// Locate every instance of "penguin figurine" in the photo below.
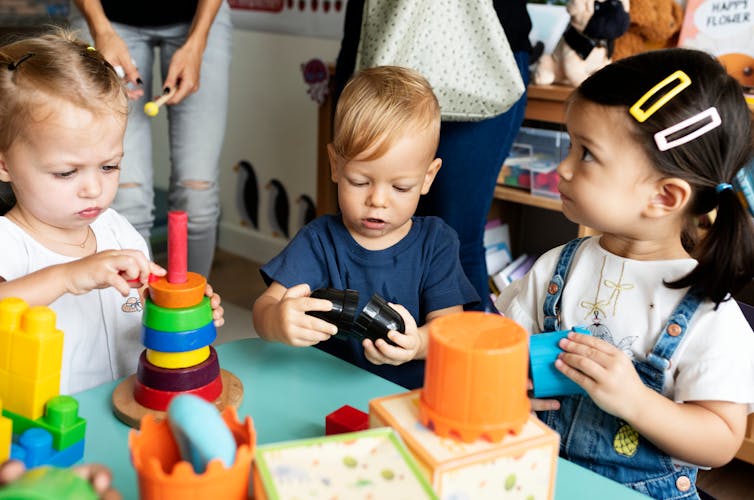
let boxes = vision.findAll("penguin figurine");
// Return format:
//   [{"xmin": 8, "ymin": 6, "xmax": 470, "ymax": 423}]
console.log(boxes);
[
  {"xmin": 296, "ymin": 194, "xmax": 317, "ymax": 230},
  {"xmin": 233, "ymin": 160, "xmax": 259, "ymax": 230},
  {"xmin": 266, "ymin": 179, "xmax": 290, "ymax": 239}
]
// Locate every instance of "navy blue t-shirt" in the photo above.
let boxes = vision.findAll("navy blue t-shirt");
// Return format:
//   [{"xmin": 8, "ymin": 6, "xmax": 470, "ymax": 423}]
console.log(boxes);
[{"xmin": 261, "ymin": 214, "xmax": 479, "ymax": 389}]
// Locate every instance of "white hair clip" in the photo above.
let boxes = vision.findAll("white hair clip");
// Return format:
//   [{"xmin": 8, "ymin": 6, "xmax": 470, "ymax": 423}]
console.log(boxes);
[{"xmin": 653, "ymin": 107, "xmax": 722, "ymax": 152}]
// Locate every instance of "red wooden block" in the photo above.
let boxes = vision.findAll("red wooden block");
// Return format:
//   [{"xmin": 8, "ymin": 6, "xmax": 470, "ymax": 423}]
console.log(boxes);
[{"xmin": 325, "ymin": 405, "xmax": 369, "ymax": 436}]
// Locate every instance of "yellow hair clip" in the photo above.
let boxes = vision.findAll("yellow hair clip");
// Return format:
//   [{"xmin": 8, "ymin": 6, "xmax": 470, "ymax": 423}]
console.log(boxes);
[
  {"xmin": 86, "ymin": 46, "xmax": 96, "ymax": 52},
  {"xmin": 629, "ymin": 70, "xmax": 691, "ymax": 123}
]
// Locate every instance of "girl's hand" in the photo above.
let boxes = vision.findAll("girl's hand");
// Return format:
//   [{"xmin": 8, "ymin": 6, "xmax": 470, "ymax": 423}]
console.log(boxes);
[
  {"xmin": 204, "ymin": 283, "xmax": 224, "ymax": 327},
  {"xmin": 362, "ymin": 303, "xmax": 420, "ymax": 365},
  {"xmin": 65, "ymin": 250, "xmax": 165, "ymax": 297},
  {"xmin": 555, "ymin": 331, "xmax": 644, "ymax": 419}
]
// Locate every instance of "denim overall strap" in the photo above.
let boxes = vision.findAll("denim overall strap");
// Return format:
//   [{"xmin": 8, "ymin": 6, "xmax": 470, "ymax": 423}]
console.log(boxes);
[
  {"xmin": 635, "ymin": 286, "xmax": 705, "ymax": 393},
  {"xmin": 543, "ymin": 237, "xmax": 589, "ymax": 332}
]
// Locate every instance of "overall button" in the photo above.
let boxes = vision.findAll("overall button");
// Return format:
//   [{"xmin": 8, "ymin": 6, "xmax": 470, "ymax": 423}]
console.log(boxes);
[
  {"xmin": 676, "ymin": 475, "xmax": 691, "ymax": 492},
  {"xmin": 548, "ymin": 283, "xmax": 559, "ymax": 295},
  {"xmin": 667, "ymin": 323, "xmax": 682, "ymax": 336}
]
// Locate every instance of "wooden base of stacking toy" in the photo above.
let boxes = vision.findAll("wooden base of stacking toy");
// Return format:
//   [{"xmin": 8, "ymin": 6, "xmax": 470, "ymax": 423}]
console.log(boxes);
[{"xmin": 111, "ymin": 369, "xmax": 243, "ymax": 428}]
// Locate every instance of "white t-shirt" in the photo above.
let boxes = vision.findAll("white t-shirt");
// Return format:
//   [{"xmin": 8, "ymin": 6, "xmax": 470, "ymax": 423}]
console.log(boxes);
[
  {"xmin": 0, "ymin": 209, "xmax": 149, "ymax": 394},
  {"xmin": 496, "ymin": 237, "xmax": 754, "ymax": 413}
]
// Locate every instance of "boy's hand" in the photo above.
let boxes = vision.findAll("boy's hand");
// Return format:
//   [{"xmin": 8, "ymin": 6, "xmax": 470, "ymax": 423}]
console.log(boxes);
[
  {"xmin": 64, "ymin": 250, "xmax": 166, "ymax": 297},
  {"xmin": 362, "ymin": 303, "xmax": 420, "ymax": 365},
  {"xmin": 527, "ymin": 378, "xmax": 561, "ymax": 411},
  {"xmin": 204, "ymin": 283, "xmax": 224, "ymax": 327},
  {"xmin": 266, "ymin": 284, "xmax": 338, "ymax": 346},
  {"xmin": 555, "ymin": 331, "xmax": 645, "ymax": 419}
]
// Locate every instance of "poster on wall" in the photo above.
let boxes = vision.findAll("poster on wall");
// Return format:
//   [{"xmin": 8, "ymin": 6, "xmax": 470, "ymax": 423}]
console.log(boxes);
[
  {"xmin": 677, "ymin": 0, "xmax": 754, "ymax": 89},
  {"xmin": 229, "ymin": 0, "xmax": 347, "ymax": 39}
]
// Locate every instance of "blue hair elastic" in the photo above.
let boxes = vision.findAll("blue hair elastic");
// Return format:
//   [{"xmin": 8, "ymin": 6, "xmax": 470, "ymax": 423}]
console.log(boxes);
[{"xmin": 716, "ymin": 183, "xmax": 733, "ymax": 193}]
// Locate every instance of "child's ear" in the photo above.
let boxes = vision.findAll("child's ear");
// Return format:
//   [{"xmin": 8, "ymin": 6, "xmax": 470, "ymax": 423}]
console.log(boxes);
[
  {"xmin": 645, "ymin": 177, "xmax": 691, "ymax": 218},
  {"xmin": 327, "ymin": 144, "xmax": 341, "ymax": 183},
  {"xmin": 0, "ymin": 154, "xmax": 10, "ymax": 183},
  {"xmin": 420, "ymin": 158, "xmax": 442, "ymax": 194}
]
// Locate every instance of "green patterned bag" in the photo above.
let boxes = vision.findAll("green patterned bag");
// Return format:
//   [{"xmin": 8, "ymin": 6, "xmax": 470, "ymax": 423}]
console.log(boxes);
[{"xmin": 356, "ymin": 0, "xmax": 525, "ymax": 121}]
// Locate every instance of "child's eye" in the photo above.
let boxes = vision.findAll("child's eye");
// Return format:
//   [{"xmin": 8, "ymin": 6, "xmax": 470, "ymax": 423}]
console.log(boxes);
[
  {"xmin": 102, "ymin": 164, "xmax": 120, "ymax": 172},
  {"xmin": 393, "ymin": 185, "xmax": 411, "ymax": 193},
  {"xmin": 53, "ymin": 170, "xmax": 76, "ymax": 178},
  {"xmin": 348, "ymin": 179, "xmax": 368, "ymax": 187},
  {"xmin": 580, "ymin": 147, "xmax": 594, "ymax": 162}
]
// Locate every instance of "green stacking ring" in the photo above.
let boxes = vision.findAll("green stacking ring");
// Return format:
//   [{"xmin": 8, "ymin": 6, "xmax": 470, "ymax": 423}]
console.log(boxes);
[{"xmin": 142, "ymin": 296, "xmax": 212, "ymax": 332}]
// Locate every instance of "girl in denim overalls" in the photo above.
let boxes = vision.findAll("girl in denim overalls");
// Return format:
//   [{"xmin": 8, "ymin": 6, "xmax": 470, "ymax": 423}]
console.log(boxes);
[{"xmin": 497, "ymin": 48, "xmax": 754, "ymax": 499}]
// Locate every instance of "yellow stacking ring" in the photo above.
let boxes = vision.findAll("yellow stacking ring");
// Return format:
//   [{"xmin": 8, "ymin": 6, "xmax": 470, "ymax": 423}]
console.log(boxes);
[{"xmin": 146, "ymin": 345, "xmax": 210, "ymax": 369}]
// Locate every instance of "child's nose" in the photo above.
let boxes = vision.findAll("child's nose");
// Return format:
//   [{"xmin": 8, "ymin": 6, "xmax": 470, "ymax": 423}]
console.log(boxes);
[
  {"xmin": 367, "ymin": 185, "xmax": 389, "ymax": 207},
  {"xmin": 78, "ymin": 173, "xmax": 102, "ymax": 198},
  {"xmin": 557, "ymin": 158, "xmax": 573, "ymax": 181}
]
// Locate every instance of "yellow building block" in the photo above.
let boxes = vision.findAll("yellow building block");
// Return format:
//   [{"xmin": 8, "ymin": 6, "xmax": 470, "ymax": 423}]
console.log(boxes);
[
  {"xmin": 10, "ymin": 306, "xmax": 63, "ymax": 380},
  {"xmin": 0, "ymin": 297, "xmax": 29, "ymax": 372},
  {"xmin": 0, "ymin": 399, "xmax": 11, "ymax": 462},
  {"xmin": 6, "ymin": 372, "xmax": 61, "ymax": 421},
  {"xmin": 370, "ymin": 390, "xmax": 560, "ymax": 500},
  {"xmin": 146, "ymin": 346, "xmax": 210, "ymax": 369},
  {"xmin": 0, "ymin": 300, "xmax": 64, "ymax": 420}
]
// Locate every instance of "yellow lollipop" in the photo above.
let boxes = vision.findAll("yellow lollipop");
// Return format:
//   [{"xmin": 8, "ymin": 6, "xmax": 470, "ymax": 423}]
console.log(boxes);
[{"xmin": 143, "ymin": 87, "xmax": 175, "ymax": 117}]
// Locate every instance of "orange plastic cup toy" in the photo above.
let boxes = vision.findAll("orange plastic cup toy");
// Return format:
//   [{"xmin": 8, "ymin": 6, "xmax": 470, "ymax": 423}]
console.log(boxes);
[
  {"xmin": 129, "ymin": 406, "xmax": 255, "ymax": 500},
  {"xmin": 420, "ymin": 312, "xmax": 530, "ymax": 443}
]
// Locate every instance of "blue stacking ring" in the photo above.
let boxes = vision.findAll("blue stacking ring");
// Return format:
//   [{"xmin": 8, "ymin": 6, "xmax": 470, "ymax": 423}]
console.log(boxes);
[{"xmin": 141, "ymin": 320, "xmax": 217, "ymax": 353}]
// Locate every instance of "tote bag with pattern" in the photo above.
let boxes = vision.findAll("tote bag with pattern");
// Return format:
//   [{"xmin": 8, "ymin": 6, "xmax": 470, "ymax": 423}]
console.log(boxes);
[{"xmin": 355, "ymin": 0, "xmax": 525, "ymax": 121}]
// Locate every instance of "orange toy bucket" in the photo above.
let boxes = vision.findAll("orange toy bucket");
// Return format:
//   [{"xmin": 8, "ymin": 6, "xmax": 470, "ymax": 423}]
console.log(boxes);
[
  {"xmin": 420, "ymin": 312, "xmax": 529, "ymax": 442},
  {"xmin": 129, "ymin": 406, "xmax": 255, "ymax": 499}
]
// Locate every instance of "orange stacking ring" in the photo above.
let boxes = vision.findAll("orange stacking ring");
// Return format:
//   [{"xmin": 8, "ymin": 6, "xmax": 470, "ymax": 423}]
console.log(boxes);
[
  {"xmin": 149, "ymin": 272, "xmax": 207, "ymax": 309},
  {"xmin": 134, "ymin": 373, "xmax": 223, "ymax": 411},
  {"xmin": 130, "ymin": 406, "xmax": 255, "ymax": 500},
  {"xmin": 419, "ymin": 311, "xmax": 530, "ymax": 443}
]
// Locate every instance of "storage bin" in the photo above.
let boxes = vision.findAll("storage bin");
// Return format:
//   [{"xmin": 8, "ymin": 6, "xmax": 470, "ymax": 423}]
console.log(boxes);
[{"xmin": 498, "ymin": 126, "xmax": 570, "ymax": 200}]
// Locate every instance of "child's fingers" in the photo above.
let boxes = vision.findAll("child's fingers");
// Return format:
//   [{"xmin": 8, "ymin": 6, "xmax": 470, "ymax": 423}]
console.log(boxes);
[
  {"xmin": 283, "ymin": 283, "xmax": 311, "ymax": 299},
  {"xmin": 530, "ymin": 397, "xmax": 560, "ymax": 411},
  {"xmin": 0, "ymin": 459, "xmax": 26, "ymax": 485},
  {"xmin": 212, "ymin": 305, "xmax": 225, "ymax": 327},
  {"xmin": 387, "ymin": 302, "xmax": 417, "ymax": 330},
  {"xmin": 305, "ymin": 297, "xmax": 333, "ymax": 313}
]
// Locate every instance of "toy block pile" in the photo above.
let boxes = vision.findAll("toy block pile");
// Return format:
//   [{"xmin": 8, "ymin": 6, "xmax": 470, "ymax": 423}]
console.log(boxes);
[{"xmin": 0, "ymin": 297, "xmax": 86, "ymax": 468}]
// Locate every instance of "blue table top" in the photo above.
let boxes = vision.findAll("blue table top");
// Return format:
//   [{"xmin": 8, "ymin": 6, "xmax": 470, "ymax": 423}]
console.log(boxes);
[{"xmin": 75, "ymin": 338, "xmax": 646, "ymax": 499}]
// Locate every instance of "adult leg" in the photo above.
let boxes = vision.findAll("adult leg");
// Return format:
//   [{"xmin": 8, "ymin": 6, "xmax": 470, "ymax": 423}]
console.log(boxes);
[
  {"xmin": 159, "ymin": 2, "xmax": 232, "ymax": 277},
  {"xmin": 417, "ymin": 52, "xmax": 530, "ymax": 310}
]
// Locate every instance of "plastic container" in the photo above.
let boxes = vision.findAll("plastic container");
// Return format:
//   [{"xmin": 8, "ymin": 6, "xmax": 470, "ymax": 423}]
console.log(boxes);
[{"xmin": 419, "ymin": 312, "xmax": 530, "ymax": 442}]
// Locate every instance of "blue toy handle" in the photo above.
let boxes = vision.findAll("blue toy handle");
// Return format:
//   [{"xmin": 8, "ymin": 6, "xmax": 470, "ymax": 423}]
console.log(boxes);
[{"xmin": 529, "ymin": 326, "xmax": 591, "ymax": 398}]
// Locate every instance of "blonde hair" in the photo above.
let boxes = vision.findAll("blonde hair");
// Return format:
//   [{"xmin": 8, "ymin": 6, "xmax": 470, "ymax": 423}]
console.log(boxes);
[
  {"xmin": 331, "ymin": 66, "xmax": 440, "ymax": 162},
  {"xmin": 0, "ymin": 28, "xmax": 128, "ymax": 152}
]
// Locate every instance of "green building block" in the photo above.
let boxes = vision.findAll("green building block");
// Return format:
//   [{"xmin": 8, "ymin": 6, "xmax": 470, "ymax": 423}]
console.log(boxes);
[{"xmin": 4, "ymin": 395, "xmax": 86, "ymax": 450}]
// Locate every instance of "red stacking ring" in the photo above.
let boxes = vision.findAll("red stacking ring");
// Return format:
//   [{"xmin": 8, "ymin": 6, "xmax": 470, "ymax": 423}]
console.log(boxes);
[{"xmin": 133, "ymin": 373, "xmax": 223, "ymax": 411}]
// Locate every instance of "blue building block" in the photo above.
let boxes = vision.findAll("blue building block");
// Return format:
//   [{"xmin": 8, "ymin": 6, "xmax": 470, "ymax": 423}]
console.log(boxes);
[
  {"xmin": 529, "ymin": 326, "xmax": 591, "ymax": 398},
  {"xmin": 10, "ymin": 428, "xmax": 84, "ymax": 468}
]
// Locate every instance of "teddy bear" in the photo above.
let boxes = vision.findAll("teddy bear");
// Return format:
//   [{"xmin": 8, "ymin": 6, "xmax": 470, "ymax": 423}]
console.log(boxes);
[
  {"xmin": 612, "ymin": 0, "xmax": 683, "ymax": 61},
  {"xmin": 533, "ymin": 0, "xmax": 630, "ymax": 87}
]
